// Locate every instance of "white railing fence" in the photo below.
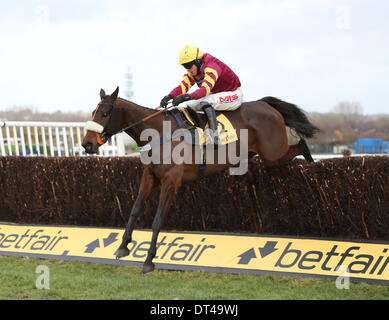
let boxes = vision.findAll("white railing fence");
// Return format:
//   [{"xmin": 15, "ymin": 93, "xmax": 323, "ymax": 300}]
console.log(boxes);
[{"xmin": 0, "ymin": 121, "xmax": 125, "ymax": 157}]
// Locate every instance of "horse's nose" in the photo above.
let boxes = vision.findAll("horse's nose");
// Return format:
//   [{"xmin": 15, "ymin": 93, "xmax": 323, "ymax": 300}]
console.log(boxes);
[{"xmin": 82, "ymin": 142, "xmax": 93, "ymax": 154}]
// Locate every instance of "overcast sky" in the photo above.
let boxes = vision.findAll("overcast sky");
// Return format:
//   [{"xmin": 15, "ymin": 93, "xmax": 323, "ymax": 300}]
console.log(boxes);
[{"xmin": 0, "ymin": 0, "xmax": 388, "ymax": 115}]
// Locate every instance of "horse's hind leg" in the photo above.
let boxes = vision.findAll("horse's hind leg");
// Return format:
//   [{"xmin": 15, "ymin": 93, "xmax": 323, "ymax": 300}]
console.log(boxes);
[
  {"xmin": 297, "ymin": 138, "xmax": 314, "ymax": 162},
  {"xmin": 115, "ymin": 165, "xmax": 157, "ymax": 259},
  {"xmin": 263, "ymin": 139, "xmax": 314, "ymax": 167}
]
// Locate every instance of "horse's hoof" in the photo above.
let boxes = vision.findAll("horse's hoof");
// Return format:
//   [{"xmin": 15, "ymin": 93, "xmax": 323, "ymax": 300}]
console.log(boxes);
[
  {"xmin": 115, "ymin": 247, "xmax": 130, "ymax": 260},
  {"xmin": 141, "ymin": 262, "xmax": 155, "ymax": 274}
]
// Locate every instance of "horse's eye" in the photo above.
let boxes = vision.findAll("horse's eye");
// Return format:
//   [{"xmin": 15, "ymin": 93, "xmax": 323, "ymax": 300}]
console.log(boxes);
[{"xmin": 102, "ymin": 112, "xmax": 108, "ymax": 118}]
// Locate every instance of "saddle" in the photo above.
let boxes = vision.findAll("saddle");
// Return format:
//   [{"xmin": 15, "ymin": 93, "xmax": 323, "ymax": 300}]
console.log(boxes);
[{"xmin": 169, "ymin": 106, "xmax": 238, "ymax": 146}]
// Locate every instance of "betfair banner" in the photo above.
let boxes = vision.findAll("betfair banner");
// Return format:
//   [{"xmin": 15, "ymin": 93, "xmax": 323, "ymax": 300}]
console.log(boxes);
[{"xmin": 0, "ymin": 223, "xmax": 388, "ymax": 285}]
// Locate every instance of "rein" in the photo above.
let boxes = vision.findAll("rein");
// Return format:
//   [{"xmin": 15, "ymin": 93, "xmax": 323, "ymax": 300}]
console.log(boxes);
[{"xmin": 118, "ymin": 104, "xmax": 174, "ymax": 134}]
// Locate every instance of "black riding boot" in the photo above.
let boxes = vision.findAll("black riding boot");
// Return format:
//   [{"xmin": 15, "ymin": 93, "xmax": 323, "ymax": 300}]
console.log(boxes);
[{"xmin": 201, "ymin": 102, "xmax": 219, "ymax": 145}]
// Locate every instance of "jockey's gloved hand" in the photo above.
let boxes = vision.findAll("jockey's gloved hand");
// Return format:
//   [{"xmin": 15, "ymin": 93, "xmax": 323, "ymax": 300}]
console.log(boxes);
[
  {"xmin": 160, "ymin": 94, "xmax": 173, "ymax": 109},
  {"xmin": 172, "ymin": 94, "xmax": 191, "ymax": 106}
]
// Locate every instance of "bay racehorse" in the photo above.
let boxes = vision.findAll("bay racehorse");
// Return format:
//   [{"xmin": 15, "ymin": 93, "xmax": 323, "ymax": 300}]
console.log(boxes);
[{"xmin": 82, "ymin": 87, "xmax": 319, "ymax": 274}]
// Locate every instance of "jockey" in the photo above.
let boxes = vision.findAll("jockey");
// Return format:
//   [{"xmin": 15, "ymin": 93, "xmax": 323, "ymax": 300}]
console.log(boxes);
[{"xmin": 160, "ymin": 45, "xmax": 243, "ymax": 144}]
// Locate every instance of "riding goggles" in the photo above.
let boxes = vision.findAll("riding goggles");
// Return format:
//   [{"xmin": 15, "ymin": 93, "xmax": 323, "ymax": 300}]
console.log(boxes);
[{"xmin": 182, "ymin": 60, "xmax": 195, "ymax": 70}]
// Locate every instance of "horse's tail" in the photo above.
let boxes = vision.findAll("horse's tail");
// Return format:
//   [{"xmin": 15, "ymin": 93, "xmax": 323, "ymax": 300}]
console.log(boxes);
[{"xmin": 259, "ymin": 96, "xmax": 320, "ymax": 139}]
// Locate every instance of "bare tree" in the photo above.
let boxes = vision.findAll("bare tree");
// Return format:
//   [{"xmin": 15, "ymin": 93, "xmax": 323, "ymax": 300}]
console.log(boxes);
[
  {"xmin": 331, "ymin": 101, "xmax": 364, "ymax": 132},
  {"xmin": 331, "ymin": 101, "xmax": 363, "ymax": 116}
]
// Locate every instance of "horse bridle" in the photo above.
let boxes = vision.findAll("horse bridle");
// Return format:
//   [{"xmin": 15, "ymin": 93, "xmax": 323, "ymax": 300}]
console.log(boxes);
[
  {"xmin": 85, "ymin": 102, "xmax": 116, "ymax": 145},
  {"xmin": 85, "ymin": 102, "xmax": 172, "ymax": 145}
]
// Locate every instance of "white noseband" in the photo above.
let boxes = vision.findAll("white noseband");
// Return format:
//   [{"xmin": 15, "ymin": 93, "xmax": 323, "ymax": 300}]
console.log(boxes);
[{"xmin": 85, "ymin": 121, "xmax": 104, "ymax": 134}]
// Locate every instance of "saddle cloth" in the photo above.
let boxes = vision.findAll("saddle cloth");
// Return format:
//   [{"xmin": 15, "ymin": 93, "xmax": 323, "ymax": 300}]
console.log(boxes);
[{"xmin": 170, "ymin": 106, "xmax": 238, "ymax": 146}]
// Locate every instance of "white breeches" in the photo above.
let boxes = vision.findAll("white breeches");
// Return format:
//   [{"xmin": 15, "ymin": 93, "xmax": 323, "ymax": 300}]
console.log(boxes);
[{"xmin": 184, "ymin": 87, "xmax": 243, "ymax": 111}]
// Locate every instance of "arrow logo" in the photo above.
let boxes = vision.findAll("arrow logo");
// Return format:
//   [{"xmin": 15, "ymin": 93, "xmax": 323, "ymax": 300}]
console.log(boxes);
[
  {"xmin": 259, "ymin": 241, "xmax": 278, "ymax": 258},
  {"xmin": 85, "ymin": 239, "xmax": 100, "ymax": 253},
  {"xmin": 103, "ymin": 233, "xmax": 118, "ymax": 247},
  {"xmin": 237, "ymin": 248, "xmax": 256, "ymax": 265},
  {"xmin": 85, "ymin": 233, "xmax": 119, "ymax": 254},
  {"xmin": 237, "ymin": 242, "xmax": 278, "ymax": 265}
]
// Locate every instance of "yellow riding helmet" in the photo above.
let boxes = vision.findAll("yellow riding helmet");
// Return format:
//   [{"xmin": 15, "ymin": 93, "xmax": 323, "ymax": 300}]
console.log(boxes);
[{"xmin": 178, "ymin": 45, "xmax": 203, "ymax": 65}]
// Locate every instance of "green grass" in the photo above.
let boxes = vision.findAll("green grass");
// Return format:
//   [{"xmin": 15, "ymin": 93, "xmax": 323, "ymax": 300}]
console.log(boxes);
[{"xmin": 0, "ymin": 255, "xmax": 388, "ymax": 300}]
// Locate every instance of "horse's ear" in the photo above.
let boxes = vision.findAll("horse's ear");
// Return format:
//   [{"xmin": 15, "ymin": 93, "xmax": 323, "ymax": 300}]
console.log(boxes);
[
  {"xmin": 104, "ymin": 106, "xmax": 123, "ymax": 135},
  {"xmin": 100, "ymin": 89, "xmax": 106, "ymax": 100},
  {"xmin": 111, "ymin": 86, "xmax": 119, "ymax": 101}
]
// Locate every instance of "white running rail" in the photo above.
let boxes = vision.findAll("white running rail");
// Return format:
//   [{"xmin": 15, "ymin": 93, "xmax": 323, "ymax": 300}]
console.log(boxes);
[{"xmin": 0, "ymin": 121, "xmax": 125, "ymax": 157}]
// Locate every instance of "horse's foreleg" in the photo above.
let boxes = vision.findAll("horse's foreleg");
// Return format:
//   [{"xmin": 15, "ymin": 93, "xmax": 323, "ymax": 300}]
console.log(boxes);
[
  {"xmin": 141, "ymin": 184, "xmax": 176, "ymax": 274},
  {"xmin": 141, "ymin": 167, "xmax": 183, "ymax": 274},
  {"xmin": 116, "ymin": 166, "xmax": 157, "ymax": 259}
]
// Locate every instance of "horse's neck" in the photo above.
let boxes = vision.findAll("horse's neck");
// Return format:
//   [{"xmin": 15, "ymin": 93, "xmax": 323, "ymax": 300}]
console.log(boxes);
[{"xmin": 116, "ymin": 98, "xmax": 165, "ymax": 146}]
